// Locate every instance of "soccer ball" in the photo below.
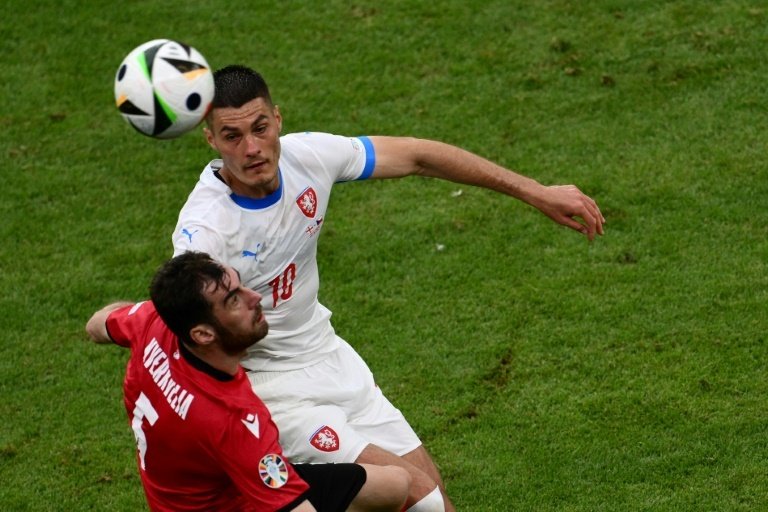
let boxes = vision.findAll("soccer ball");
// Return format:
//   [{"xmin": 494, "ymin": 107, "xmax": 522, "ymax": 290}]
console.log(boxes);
[{"xmin": 114, "ymin": 39, "xmax": 214, "ymax": 139}]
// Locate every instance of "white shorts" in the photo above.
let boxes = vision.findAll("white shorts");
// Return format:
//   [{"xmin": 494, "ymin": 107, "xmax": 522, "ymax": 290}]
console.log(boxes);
[{"xmin": 247, "ymin": 338, "xmax": 422, "ymax": 463}]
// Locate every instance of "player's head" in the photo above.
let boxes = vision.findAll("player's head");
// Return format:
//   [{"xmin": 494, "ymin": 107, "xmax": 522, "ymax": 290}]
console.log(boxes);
[
  {"xmin": 150, "ymin": 252, "xmax": 268, "ymax": 355},
  {"xmin": 206, "ymin": 65, "xmax": 273, "ymax": 123},
  {"xmin": 203, "ymin": 66, "xmax": 283, "ymax": 197}
]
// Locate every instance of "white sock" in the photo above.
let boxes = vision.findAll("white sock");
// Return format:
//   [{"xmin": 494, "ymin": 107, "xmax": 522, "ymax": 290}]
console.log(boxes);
[{"xmin": 406, "ymin": 486, "xmax": 445, "ymax": 512}]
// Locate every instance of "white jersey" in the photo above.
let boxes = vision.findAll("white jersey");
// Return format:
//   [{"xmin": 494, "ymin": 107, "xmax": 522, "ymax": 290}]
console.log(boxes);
[{"xmin": 172, "ymin": 132, "xmax": 375, "ymax": 371}]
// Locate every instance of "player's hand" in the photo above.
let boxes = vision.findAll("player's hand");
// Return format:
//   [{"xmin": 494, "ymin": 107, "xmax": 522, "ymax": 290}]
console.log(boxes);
[{"xmin": 533, "ymin": 185, "xmax": 605, "ymax": 241}]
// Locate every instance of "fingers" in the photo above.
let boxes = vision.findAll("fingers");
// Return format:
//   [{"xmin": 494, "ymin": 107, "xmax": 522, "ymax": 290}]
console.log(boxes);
[
  {"xmin": 559, "ymin": 215, "xmax": 592, "ymax": 239},
  {"xmin": 550, "ymin": 185, "xmax": 605, "ymax": 241},
  {"xmin": 579, "ymin": 197, "xmax": 604, "ymax": 241},
  {"xmin": 580, "ymin": 210, "xmax": 599, "ymax": 241},
  {"xmin": 585, "ymin": 195, "xmax": 605, "ymax": 234}
]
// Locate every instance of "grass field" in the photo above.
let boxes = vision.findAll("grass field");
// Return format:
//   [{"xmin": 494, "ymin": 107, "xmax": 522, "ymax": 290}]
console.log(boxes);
[{"xmin": 2, "ymin": 1, "xmax": 767, "ymax": 510}]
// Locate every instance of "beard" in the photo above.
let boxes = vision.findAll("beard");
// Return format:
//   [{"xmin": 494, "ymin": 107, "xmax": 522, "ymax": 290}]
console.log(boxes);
[{"xmin": 213, "ymin": 316, "xmax": 269, "ymax": 357}]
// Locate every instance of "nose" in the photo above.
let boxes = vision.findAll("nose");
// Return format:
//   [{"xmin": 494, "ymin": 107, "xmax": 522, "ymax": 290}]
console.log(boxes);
[
  {"xmin": 244, "ymin": 133, "xmax": 261, "ymax": 156},
  {"xmin": 244, "ymin": 287, "xmax": 262, "ymax": 308}
]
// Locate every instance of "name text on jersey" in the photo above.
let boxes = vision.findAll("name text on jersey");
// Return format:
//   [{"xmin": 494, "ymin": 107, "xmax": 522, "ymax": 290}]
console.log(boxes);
[{"xmin": 143, "ymin": 339, "xmax": 195, "ymax": 419}]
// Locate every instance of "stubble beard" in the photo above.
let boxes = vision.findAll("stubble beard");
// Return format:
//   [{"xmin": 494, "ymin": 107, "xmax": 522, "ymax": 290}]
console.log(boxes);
[{"xmin": 215, "ymin": 318, "xmax": 269, "ymax": 357}]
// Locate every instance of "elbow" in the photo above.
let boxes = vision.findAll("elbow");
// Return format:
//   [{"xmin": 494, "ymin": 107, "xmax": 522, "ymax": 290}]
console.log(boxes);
[
  {"xmin": 85, "ymin": 302, "xmax": 130, "ymax": 343},
  {"xmin": 85, "ymin": 310, "xmax": 111, "ymax": 344},
  {"xmin": 85, "ymin": 315, "xmax": 102, "ymax": 343}
]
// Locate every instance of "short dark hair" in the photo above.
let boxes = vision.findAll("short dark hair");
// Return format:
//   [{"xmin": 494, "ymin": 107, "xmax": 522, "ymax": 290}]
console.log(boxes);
[
  {"xmin": 211, "ymin": 65, "xmax": 273, "ymax": 112},
  {"xmin": 149, "ymin": 252, "xmax": 227, "ymax": 345}
]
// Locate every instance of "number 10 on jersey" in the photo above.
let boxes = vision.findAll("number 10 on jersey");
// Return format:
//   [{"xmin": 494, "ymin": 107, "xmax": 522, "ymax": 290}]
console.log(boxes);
[{"xmin": 268, "ymin": 263, "xmax": 296, "ymax": 308}]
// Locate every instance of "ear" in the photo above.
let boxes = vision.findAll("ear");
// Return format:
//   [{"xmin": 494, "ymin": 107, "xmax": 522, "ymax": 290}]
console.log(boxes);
[
  {"xmin": 189, "ymin": 324, "xmax": 216, "ymax": 346},
  {"xmin": 273, "ymin": 105, "xmax": 282, "ymax": 133},
  {"xmin": 204, "ymin": 127, "xmax": 218, "ymax": 151}
]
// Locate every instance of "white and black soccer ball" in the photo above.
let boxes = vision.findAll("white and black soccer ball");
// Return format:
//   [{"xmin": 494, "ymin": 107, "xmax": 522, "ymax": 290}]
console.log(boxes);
[{"xmin": 114, "ymin": 39, "xmax": 214, "ymax": 139}]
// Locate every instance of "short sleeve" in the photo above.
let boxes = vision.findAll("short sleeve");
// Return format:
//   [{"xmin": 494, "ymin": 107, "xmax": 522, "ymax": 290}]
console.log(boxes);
[
  {"xmin": 285, "ymin": 132, "xmax": 376, "ymax": 183},
  {"xmin": 213, "ymin": 410, "xmax": 310, "ymax": 510},
  {"xmin": 105, "ymin": 302, "xmax": 151, "ymax": 348},
  {"xmin": 172, "ymin": 224, "xmax": 227, "ymax": 260}
]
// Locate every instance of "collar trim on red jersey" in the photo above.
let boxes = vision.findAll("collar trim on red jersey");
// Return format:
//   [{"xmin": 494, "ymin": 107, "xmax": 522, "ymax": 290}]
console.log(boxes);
[{"xmin": 178, "ymin": 339, "xmax": 235, "ymax": 382}]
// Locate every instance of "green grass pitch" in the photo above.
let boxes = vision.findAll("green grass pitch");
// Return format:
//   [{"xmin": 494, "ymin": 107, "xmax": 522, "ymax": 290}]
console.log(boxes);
[{"xmin": 2, "ymin": 1, "xmax": 767, "ymax": 510}]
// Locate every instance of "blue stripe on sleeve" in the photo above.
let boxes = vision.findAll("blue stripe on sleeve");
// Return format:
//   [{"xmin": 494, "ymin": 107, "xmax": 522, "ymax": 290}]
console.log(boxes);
[{"xmin": 356, "ymin": 136, "xmax": 376, "ymax": 180}]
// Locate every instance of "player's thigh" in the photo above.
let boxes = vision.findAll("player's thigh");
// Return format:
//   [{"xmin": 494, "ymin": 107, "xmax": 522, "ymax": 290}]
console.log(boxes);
[
  {"xmin": 332, "ymin": 340, "xmax": 423, "ymax": 457},
  {"xmin": 248, "ymin": 342, "xmax": 420, "ymax": 462},
  {"xmin": 271, "ymin": 392, "xmax": 422, "ymax": 464},
  {"xmin": 401, "ymin": 444, "xmax": 446, "ymax": 488},
  {"xmin": 346, "ymin": 383, "xmax": 422, "ymax": 458},
  {"xmin": 275, "ymin": 404, "xmax": 369, "ymax": 463},
  {"xmin": 348, "ymin": 464, "xmax": 410, "ymax": 512},
  {"xmin": 355, "ymin": 443, "xmax": 438, "ymax": 502}
]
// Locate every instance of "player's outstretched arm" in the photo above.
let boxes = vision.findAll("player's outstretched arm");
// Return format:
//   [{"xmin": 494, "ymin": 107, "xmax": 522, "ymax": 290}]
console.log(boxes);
[
  {"xmin": 85, "ymin": 302, "xmax": 132, "ymax": 343},
  {"xmin": 368, "ymin": 136, "xmax": 605, "ymax": 240}
]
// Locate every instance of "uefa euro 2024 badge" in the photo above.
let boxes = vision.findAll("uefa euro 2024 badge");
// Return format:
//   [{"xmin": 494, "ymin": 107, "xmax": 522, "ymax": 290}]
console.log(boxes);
[{"xmin": 259, "ymin": 454, "xmax": 289, "ymax": 488}]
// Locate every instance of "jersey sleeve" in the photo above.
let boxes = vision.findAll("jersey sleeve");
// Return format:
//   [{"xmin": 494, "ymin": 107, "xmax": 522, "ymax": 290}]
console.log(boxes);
[
  {"xmin": 105, "ymin": 302, "xmax": 152, "ymax": 349},
  {"xmin": 172, "ymin": 165, "xmax": 234, "ymax": 261},
  {"xmin": 289, "ymin": 132, "xmax": 376, "ymax": 183},
  {"xmin": 339, "ymin": 135, "xmax": 376, "ymax": 182},
  {"xmin": 213, "ymin": 411, "xmax": 310, "ymax": 510},
  {"xmin": 172, "ymin": 223, "xmax": 227, "ymax": 260}
]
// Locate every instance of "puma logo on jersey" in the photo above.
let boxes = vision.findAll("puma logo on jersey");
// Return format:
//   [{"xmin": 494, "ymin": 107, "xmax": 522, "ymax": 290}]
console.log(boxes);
[
  {"xmin": 181, "ymin": 228, "xmax": 199, "ymax": 243},
  {"xmin": 241, "ymin": 413, "xmax": 260, "ymax": 439},
  {"xmin": 242, "ymin": 243, "xmax": 262, "ymax": 259}
]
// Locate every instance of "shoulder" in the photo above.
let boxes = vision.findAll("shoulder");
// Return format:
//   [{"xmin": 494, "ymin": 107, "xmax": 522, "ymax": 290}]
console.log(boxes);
[
  {"xmin": 106, "ymin": 301, "xmax": 161, "ymax": 347},
  {"xmin": 182, "ymin": 161, "xmax": 230, "ymax": 206},
  {"xmin": 280, "ymin": 132, "xmax": 369, "ymax": 171},
  {"xmin": 174, "ymin": 162, "xmax": 238, "ymax": 253},
  {"xmin": 281, "ymin": 131, "xmax": 361, "ymax": 151}
]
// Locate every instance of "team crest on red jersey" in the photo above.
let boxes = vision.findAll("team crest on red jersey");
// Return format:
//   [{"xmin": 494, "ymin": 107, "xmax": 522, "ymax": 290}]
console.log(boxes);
[
  {"xmin": 296, "ymin": 187, "xmax": 318, "ymax": 218},
  {"xmin": 309, "ymin": 425, "xmax": 339, "ymax": 452}
]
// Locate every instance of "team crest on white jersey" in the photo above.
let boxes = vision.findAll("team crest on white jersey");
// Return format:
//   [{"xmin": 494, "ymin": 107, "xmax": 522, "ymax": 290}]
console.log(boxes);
[
  {"xmin": 309, "ymin": 425, "xmax": 339, "ymax": 452},
  {"xmin": 296, "ymin": 187, "xmax": 317, "ymax": 218}
]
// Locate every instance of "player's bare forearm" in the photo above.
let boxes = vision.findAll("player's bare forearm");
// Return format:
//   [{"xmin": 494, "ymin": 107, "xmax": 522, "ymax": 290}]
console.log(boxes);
[
  {"xmin": 369, "ymin": 137, "xmax": 536, "ymax": 195},
  {"xmin": 369, "ymin": 136, "xmax": 605, "ymax": 239},
  {"xmin": 85, "ymin": 302, "xmax": 132, "ymax": 343}
]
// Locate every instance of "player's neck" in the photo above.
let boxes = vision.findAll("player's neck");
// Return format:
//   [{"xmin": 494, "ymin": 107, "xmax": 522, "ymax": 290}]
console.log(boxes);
[
  {"xmin": 184, "ymin": 343, "xmax": 240, "ymax": 377},
  {"xmin": 218, "ymin": 166, "xmax": 280, "ymax": 199}
]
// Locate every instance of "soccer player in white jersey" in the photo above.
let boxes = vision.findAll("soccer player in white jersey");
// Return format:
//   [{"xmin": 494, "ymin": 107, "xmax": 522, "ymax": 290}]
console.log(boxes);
[{"xmin": 173, "ymin": 65, "xmax": 605, "ymax": 512}]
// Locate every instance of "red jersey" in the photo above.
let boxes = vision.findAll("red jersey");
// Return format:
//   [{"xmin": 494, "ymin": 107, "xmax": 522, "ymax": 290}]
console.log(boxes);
[{"xmin": 106, "ymin": 301, "xmax": 310, "ymax": 512}]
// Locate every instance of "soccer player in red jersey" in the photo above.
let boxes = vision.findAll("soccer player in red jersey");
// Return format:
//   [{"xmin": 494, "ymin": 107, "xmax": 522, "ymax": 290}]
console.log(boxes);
[{"xmin": 86, "ymin": 251, "xmax": 409, "ymax": 512}]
